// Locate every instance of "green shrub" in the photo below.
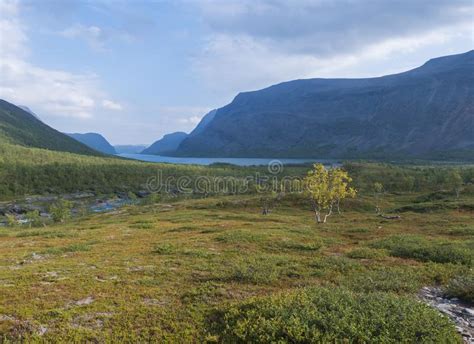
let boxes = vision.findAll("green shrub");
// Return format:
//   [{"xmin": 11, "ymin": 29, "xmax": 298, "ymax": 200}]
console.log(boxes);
[
  {"xmin": 311, "ymin": 256, "xmax": 362, "ymax": 276},
  {"xmin": 49, "ymin": 200, "xmax": 73, "ymax": 223},
  {"xmin": 15, "ymin": 230, "xmax": 69, "ymax": 238},
  {"xmin": 215, "ymin": 230, "xmax": 267, "ymax": 244},
  {"xmin": 42, "ymin": 242, "xmax": 93, "ymax": 255},
  {"xmin": 5, "ymin": 213, "xmax": 17, "ymax": 227},
  {"xmin": 213, "ymin": 287, "xmax": 460, "ymax": 343},
  {"xmin": 25, "ymin": 210, "xmax": 42, "ymax": 227},
  {"xmin": 346, "ymin": 247, "xmax": 387, "ymax": 259},
  {"xmin": 276, "ymin": 239, "xmax": 322, "ymax": 252},
  {"xmin": 152, "ymin": 243, "xmax": 177, "ymax": 255},
  {"xmin": 370, "ymin": 235, "xmax": 472, "ymax": 266},
  {"xmin": 341, "ymin": 267, "xmax": 423, "ymax": 293},
  {"xmin": 223, "ymin": 256, "xmax": 284, "ymax": 284},
  {"xmin": 444, "ymin": 270, "xmax": 474, "ymax": 304}
]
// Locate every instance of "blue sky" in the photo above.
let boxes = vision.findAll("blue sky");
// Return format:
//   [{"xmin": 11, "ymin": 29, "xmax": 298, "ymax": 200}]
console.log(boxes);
[{"xmin": 0, "ymin": 0, "xmax": 473, "ymax": 145}]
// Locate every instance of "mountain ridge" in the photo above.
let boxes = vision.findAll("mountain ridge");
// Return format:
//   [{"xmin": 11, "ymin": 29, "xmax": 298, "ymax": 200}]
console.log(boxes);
[
  {"xmin": 141, "ymin": 132, "xmax": 188, "ymax": 155},
  {"xmin": 0, "ymin": 99, "xmax": 100, "ymax": 156},
  {"xmin": 174, "ymin": 50, "xmax": 474, "ymax": 160},
  {"xmin": 67, "ymin": 132, "xmax": 116, "ymax": 155}
]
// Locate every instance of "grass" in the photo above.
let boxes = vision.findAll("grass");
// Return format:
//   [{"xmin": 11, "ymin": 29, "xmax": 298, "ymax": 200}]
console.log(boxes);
[{"xmin": 0, "ymin": 191, "xmax": 472, "ymax": 342}]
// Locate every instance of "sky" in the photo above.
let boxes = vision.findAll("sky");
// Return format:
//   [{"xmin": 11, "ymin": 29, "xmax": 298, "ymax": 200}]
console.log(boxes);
[{"xmin": 0, "ymin": 0, "xmax": 473, "ymax": 145}]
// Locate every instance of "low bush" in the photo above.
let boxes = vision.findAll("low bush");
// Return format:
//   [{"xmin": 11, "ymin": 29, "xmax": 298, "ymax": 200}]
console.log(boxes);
[
  {"xmin": 276, "ymin": 239, "xmax": 323, "ymax": 252},
  {"xmin": 311, "ymin": 256, "xmax": 362, "ymax": 275},
  {"xmin": 370, "ymin": 235, "xmax": 473, "ymax": 266},
  {"xmin": 213, "ymin": 287, "xmax": 460, "ymax": 343},
  {"xmin": 222, "ymin": 256, "xmax": 287, "ymax": 284},
  {"xmin": 215, "ymin": 230, "xmax": 267, "ymax": 244},
  {"xmin": 42, "ymin": 242, "xmax": 93, "ymax": 255},
  {"xmin": 346, "ymin": 247, "xmax": 387, "ymax": 259},
  {"xmin": 152, "ymin": 243, "xmax": 178, "ymax": 255},
  {"xmin": 341, "ymin": 267, "xmax": 423, "ymax": 293},
  {"xmin": 444, "ymin": 270, "xmax": 474, "ymax": 305}
]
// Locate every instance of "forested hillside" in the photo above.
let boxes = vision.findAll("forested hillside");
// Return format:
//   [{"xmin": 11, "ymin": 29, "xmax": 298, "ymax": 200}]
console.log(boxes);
[{"xmin": 0, "ymin": 100, "xmax": 98, "ymax": 155}]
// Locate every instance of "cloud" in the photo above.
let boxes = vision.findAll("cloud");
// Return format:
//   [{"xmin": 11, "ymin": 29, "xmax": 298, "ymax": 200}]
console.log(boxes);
[
  {"xmin": 157, "ymin": 106, "xmax": 210, "ymax": 129},
  {"xmin": 0, "ymin": 0, "xmax": 27, "ymax": 58},
  {"xmin": 59, "ymin": 24, "xmax": 105, "ymax": 50},
  {"xmin": 195, "ymin": 0, "xmax": 473, "ymax": 56},
  {"xmin": 0, "ymin": 0, "xmax": 116, "ymax": 120},
  {"xmin": 179, "ymin": 116, "xmax": 202, "ymax": 125},
  {"xmin": 102, "ymin": 99, "xmax": 123, "ymax": 111},
  {"xmin": 191, "ymin": 0, "xmax": 474, "ymax": 99},
  {"xmin": 57, "ymin": 23, "xmax": 136, "ymax": 51}
]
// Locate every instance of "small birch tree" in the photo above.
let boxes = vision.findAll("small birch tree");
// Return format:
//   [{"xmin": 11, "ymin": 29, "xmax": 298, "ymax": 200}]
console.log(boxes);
[{"xmin": 304, "ymin": 164, "xmax": 356, "ymax": 224}]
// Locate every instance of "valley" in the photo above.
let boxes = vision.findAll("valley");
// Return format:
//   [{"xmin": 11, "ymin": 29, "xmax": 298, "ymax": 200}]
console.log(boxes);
[
  {"xmin": 0, "ymin": 156, "xmax": 473, "ymax": 342},
  {"xmin": 0, "ymin": 40, "xmax": 472, "ymax": 342},
  {"xmin": 0, "ymin": 187, "xmax": 472, "ymax": 342}
]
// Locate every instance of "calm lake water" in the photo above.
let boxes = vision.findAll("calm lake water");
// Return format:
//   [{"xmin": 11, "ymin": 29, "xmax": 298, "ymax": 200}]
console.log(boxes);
[{"xmin": 118, "ymin": 153, "xmax": 338, "ymax": 166}]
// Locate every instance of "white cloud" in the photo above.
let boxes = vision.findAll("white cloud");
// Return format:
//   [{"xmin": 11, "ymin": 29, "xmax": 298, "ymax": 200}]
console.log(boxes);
[
  {"xmin": 59, "ymin": 24, "xmax": 106, "ymax": 50},
  {"xmin": 179, "ymin": 116, "xmax": 202, "ymax": 125},
  {"xmin": 0, "ymin": 0, "xmax": 116, "ymax": 120},
  {"xmin": 157, "ymin": 105, "xmax": 210, "ymax": 130},
  {"xmin": 0, "ymin": 0, "xmax": 27, "ymax": 58},
  {"xmin": 102, "ymin": 99, "xmax": 123, "ymax": 111}
]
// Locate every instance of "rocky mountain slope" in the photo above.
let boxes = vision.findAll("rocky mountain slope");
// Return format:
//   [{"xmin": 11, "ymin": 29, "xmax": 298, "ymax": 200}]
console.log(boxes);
[{"xmin": 175, "ymin": 51, "xmax": 474, "ymax": 160}]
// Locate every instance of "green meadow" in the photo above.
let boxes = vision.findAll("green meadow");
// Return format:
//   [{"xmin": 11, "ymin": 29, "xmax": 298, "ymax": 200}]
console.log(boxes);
[{"xmin": 0, "ymin": 162, "xmax": 473, "ymax": 342}]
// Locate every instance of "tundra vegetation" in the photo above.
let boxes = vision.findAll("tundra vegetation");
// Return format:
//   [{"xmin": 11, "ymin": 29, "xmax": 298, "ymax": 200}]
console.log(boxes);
[{"xmin": 0, "ymin": 146, "xmax": 473, "ymax": 342}]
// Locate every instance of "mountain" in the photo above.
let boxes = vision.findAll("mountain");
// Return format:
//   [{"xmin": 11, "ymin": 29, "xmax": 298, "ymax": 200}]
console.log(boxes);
[
  {"xmin": 0, "ymin": 99, "xmax": 99, "ymax": 155},
  {"xmin": 188, "ymin": 109, "xmax": 217, "ymax": 137},
  {"xmin": 67, "ymin": 133, "xmax": 116, "ymax": 155},
  {"xmin": 18, "ymin": 106, "xmax": 40, "ymax": 120},
  {"xmin": 175, "ymin": 51, "xmax": 474, "ymax": 160},
  {"xmin": 115, "ymin": 145, "xmax": 148, "ymax": 154},
  {"xmin": 141, "ymin": 132, "xmax": 188, "ymax": 155}
]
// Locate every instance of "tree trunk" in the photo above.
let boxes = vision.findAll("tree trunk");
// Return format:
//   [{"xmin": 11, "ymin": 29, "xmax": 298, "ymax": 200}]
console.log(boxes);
[
  {"xmin": 323, "ymin": 204, "xmax": 333, "ymax": 223},
  {"xmin": 315, "ymin": 212, "xmax": 321, "ymax": 223}
]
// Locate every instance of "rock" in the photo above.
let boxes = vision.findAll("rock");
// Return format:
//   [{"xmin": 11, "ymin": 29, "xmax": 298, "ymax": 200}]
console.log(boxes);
[
  {"xmin": 143, "ymin": 298, "xmax": 168, "ymax": 306},
  {"xmin": 75, "ymin": 296, "xmax": 94, "ymax": 306},
  {"xmin": 37, "ymin": 325, "xmax": 48, "ymax": 336},
  {"xmin": 419, "ymin": 286, "xmax": 474, "ymax": 343}
]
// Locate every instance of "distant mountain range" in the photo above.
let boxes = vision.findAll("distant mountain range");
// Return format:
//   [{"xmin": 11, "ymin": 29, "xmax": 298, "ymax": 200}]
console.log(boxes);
[
  {"xmin": 2, "ymin": 50, "xmax": 473, "ymax": 161},
  {"xmin": 142, "ymin": 110, "xmax": 218, "ymax": 156},
  {"xmin": 141, "ymin": 132, "xmax": 188, "ymax": 155},
  {"xmin": 67, "ymin": 133, "xmax": 116, "ymax": 155},
  {"xmin": 115, "ymin": 145, "xmax": 148, "ymax": 154},
  {"xmin": 0, "ymin": 99, "xmax": 99, "ymax": 156},
  {"xmin": 173, "ymin": 50, "xmax": 474, "ymax": 160}
]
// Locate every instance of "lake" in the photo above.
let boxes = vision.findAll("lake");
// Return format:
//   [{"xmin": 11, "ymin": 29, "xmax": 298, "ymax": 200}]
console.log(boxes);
[{"xmin": 117, "ymin": 153, "xmax": 338, "ymax": 166}]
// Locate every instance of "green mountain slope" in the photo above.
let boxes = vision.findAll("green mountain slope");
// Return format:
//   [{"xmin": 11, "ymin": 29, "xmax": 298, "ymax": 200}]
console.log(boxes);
[{"xmin": 0, "ymin": 99, "xmax": 99, "ymax": 155}]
